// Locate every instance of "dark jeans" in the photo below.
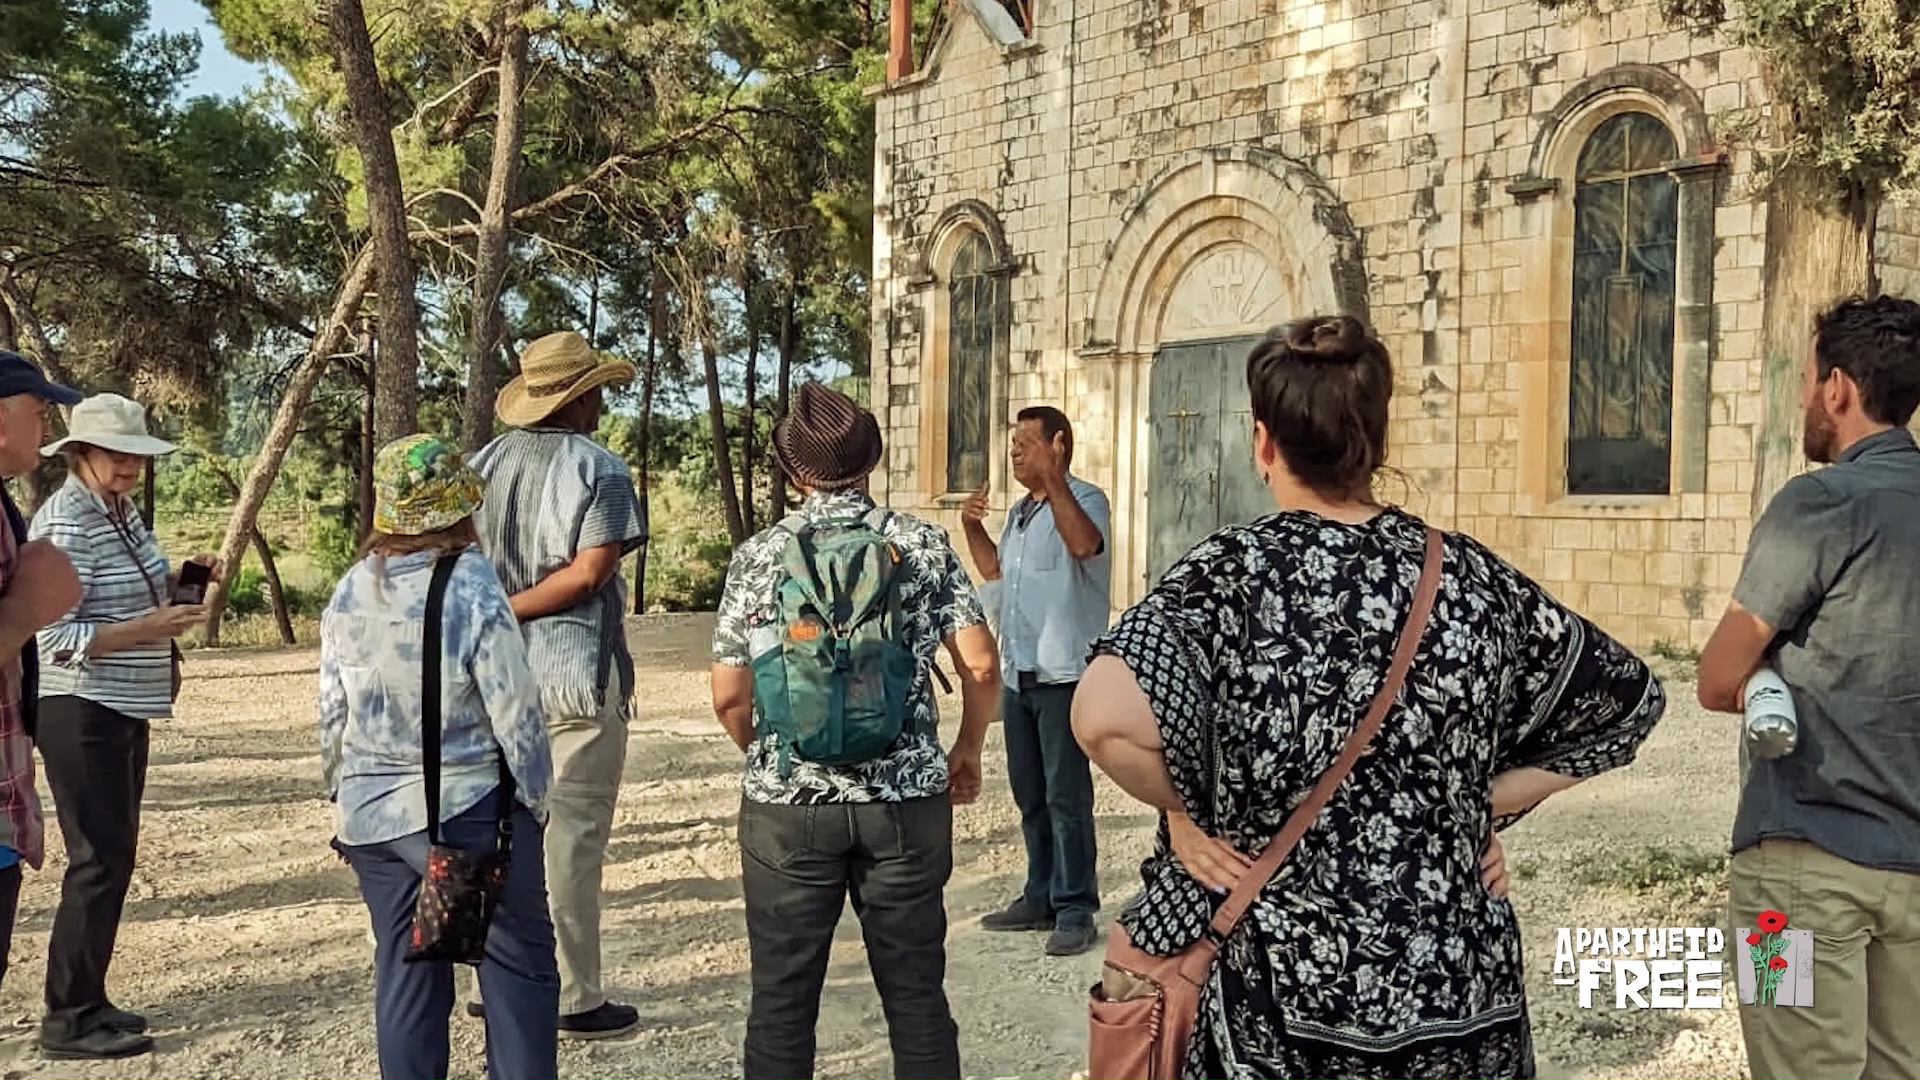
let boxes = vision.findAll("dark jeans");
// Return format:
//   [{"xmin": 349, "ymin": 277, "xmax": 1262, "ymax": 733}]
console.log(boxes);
[
  {"xmin": 37, "ymin": 695, "xmax": 147, "ymax": 1042},
  {"xmin": 1004, "ymin": 683, "xmax": 1100, "ymax": 923},
  {"xmin": 739, "ymin": 795, "xmax": 960, "ymax": 1080},
  {"xmin": 0, "ymin": 862, "xmax": 20, "ymax": 992},
  {"xmin": 342, "ymin": 787, "xmax": 558, "ymax": 1080}
]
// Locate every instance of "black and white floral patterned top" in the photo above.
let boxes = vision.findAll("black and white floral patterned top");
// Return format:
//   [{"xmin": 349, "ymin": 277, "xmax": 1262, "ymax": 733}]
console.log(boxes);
[
  {"xmin": 1090, "ymin": 507, "xmax": 1664, "ymax": 1079},
  {"xmin": 713, "ymin": 489, "xmax": 987, "ymax": 805}
]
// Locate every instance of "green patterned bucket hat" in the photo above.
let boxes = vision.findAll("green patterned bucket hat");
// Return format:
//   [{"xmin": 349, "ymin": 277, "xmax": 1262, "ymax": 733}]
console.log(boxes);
[{"xmin": 371, "ymin": 434, "xmax": 484, "ymax": 536}]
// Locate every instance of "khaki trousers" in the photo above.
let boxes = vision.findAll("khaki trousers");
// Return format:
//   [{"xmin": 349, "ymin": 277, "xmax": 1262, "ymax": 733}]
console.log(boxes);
[
  {"xmin": 1730, "ymin": 838, "xmax": 1920, "ymax": 1080},
  {"xmin": 473, "ymin": 687, "xmax": 630, "ymax": 1016}
]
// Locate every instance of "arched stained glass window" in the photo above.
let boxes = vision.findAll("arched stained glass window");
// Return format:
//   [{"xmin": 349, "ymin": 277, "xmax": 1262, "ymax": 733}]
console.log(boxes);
[
  {"xmin": 946, "ymin": 232, "xmax": 1002, "ymax": 492},
  {"xmin": 1569, "ymin": 111, "xmax": 1679, "ymax": 496}
]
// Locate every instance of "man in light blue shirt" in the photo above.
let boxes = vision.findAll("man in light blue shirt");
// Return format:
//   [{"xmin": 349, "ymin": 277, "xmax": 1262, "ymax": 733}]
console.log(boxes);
[{"xmin": 961, "ymin": 406, "xmax": 1111, "ymax": 956}]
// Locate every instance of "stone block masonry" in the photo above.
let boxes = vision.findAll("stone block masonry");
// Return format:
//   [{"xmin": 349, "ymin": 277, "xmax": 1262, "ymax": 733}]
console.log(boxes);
[{"xmin": 870, "ymin": 0, "xmax": 1910, "ymax": 653}]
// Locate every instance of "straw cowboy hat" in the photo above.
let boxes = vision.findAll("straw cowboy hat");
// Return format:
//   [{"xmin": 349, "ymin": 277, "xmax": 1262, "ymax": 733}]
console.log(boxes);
[
  {"xmin": 495, "ymin": 331, "xmax": 636, "ymax": 427},
  {"xmin": 40, "ymin": 393, "xmax": 178, "ymax": 458}
]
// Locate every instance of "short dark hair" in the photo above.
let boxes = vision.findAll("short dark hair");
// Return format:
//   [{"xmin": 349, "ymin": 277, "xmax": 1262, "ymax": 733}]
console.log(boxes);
[
  {"xmin": 1016, "ymin": 405, "xmax": 1073, "ymax": 467},
  {"xmin": 1245, "ymin": 315, "xmax": 1393, "ymax": 499},
  {"xmin": 1813, "ymin": 294, "xmax": 1920, "ymax": 427}
]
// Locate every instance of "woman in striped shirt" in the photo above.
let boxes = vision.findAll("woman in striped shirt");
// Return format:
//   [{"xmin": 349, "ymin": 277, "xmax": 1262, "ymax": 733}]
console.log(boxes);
[{"xmin": 29, "ymin": 393, "xmax": 209, "ymax": 1061}]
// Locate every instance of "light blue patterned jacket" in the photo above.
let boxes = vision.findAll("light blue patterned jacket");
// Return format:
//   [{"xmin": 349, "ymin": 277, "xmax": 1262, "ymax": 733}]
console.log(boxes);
[{"xmin": 318, "ymin": 546, "xmax": 551, "ymax": 846}]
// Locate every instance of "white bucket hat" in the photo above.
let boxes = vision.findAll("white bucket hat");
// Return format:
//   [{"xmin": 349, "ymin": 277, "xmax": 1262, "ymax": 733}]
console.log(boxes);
[{"xmin": 40, "ymin": 393, "xmax": 178, "ymax": 458}]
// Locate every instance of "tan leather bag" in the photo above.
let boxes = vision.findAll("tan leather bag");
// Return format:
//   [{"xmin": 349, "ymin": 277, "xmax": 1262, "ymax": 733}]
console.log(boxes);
[{"xmin": 1086, "ymin": 526, "xmax": 1443, "ymax": 1080}]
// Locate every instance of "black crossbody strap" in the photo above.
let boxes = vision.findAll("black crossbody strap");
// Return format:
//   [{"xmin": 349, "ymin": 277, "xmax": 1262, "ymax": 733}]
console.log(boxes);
[{"xmin": 422, "ymin": 553, "xmax": 460, "ymax": 846}]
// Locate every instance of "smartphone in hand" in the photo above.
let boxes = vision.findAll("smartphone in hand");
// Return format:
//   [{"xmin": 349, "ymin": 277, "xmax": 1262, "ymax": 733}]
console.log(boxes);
[{"xmin": 172, "ymin": 560, "xmax": 212, "ymax": 606}]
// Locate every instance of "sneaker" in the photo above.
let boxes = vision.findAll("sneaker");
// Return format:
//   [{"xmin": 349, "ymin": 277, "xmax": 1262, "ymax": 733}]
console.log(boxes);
[
  {"xmin": 102, "ymin": 1007, "xmax": 148, "ymax": 1034},
  {"xmin": 1045, "ymin": 921, "xmax": 1100, "ymax": 957},
  {"xmin": 559, "ymin": 1001, "xmax": 639, "ymax": 1041},
  {"xmin": 979, "ymin": 898, "xmax": 1055, "ymax": 932},
  {"xmin": 40, "ymin": 1028, "xmax": 154, "ymax": 1061}
]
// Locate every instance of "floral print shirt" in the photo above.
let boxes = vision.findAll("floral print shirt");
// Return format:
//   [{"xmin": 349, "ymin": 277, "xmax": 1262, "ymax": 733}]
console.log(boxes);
[
  {"xmin": 319, "ymin": 546, "xmax": 552, "ymax": 846},
  {"xmin": 1091, "ymin": 508, "xmax": 1664, "ymax": 1077},
  {"xmin": 712, "ymin": 489, "xmax": 986, "ymax": 804}
]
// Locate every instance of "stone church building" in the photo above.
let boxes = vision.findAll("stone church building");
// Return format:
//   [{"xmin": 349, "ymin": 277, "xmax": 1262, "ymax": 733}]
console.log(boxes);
[{"xmin": 865, "ymin": 0, "xmax": 1919, "ymax": 651}]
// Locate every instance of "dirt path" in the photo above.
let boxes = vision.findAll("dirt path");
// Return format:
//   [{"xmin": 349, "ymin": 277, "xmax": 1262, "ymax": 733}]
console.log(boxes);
[{"xmin": 0, "ymin": 614, "xmax": 1749, "ymax": 1079}]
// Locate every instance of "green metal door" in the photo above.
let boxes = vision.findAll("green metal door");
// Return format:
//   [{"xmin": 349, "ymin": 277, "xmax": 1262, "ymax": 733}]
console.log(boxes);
[{"xmin": 1146, "ymin": 336, "xmax": 1269, "ymax": 587}]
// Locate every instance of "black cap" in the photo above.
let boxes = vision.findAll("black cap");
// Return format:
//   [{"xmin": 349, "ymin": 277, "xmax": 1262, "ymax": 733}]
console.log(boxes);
[{"xmin": 0, "ymin": 350, "xmax": 81, "ymax": 406}]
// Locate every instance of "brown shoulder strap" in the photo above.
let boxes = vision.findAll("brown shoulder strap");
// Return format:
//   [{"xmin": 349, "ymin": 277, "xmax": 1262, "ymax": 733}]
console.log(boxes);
[{"xmin": 1179, "ymin": 525, "xmax": 1443, "ymax": 978}]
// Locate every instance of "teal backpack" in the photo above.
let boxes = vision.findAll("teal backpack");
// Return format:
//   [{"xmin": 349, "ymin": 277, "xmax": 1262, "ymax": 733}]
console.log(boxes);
[{"xmin": 750, "ymin": 509, "xmax": 919, "ymax": 776}]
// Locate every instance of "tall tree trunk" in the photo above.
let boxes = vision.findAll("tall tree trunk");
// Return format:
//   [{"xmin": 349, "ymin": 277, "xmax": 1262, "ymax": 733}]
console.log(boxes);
[
  {"xmin": 356, "ymin": 348, "xmax": 377, "ymax": 541},
  {"xmin": 588, "ymin": 272, "xmax": 601, "ymax": 347},
  {"xmin": 773, "ymin": 279, "xmax": 799, "ymax": 514},
  {"xmin": 0, "ymin": 270, "xmax": 77, "ymax": 513},
  {"xmin": 740, "ymin": 263, "xmax": 760, "ymax": 535},
  {"xmin": 0, "ymin": 273, "xmax": 72, "ymax": 388},
  {"xmin": 632, "ymin": 267, "xmax": 663, "ymax": 614},
  {"xmin": 208, "ymin": 463, "xmax": 297, "ymax": 646},
  {"xmin": 1744, "ymin": 168, "xmax": 1874, "ymax": 785},
  {"xmin": 250, "ymin": 528, "xmax": 297, "ymax": 646},
  {"xmin": 702, "ymin": 331, "xmax": 747, "ymax": 543},
  {"xmin": 205, "ymin": 249, "xmax": 377, "ymax": 643},
  {"xmin": 1751, "ymin": 168, "xmax": 1876, "ymax": 521},
  {"xmin": 141, "ymin": 460, "xmax": 156, "ymax": 531},
  {"xmin": 460, "ymin": 0, "xmax": 530, "ymax": 454},
  {"xmin": 329, "ymin": 0, "xmax": 422, "ymax": 448}
]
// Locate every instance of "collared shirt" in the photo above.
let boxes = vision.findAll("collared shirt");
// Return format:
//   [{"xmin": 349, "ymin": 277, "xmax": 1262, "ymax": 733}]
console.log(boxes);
[
  {"xmin": 1731, "ymin": 426, "xmax": 1920, "ymax": 872},
  {"xmin": 29, "ymin": 476, "xmax": 173, "ymax": 719},
  {"xmin": 0, "ymin": 486, "xmax": 43, "ymax": 869},
  {"xmin": 992, "ymin": 475, "xmax": 1112, "ymax": 687},
  {"xmin": 318, "ymin": 546, "xmax": 552, "ymax": 846},
  {"xmin": 470, "ymin": 427, "xmax": 647, "ymax": 720},
  {"xmin": 712, "ymin": 489, "xmax": 987, "ymax": 804}
]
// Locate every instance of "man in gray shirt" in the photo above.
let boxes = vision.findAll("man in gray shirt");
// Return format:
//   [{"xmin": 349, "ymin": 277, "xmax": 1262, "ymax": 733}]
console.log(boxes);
[
  {"xmin": 1698, "ymin": 295, "xmax": 1920, "ymax": 1080},
  {"xmin": 962, "ymin": 406, "xmax": 1111, "ymax": 956}
]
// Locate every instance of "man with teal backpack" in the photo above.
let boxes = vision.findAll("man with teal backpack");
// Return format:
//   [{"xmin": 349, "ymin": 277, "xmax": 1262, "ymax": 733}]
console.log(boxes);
[{"xmin": 709, "ymin": 382, "xmax": 1001, "ymax": 1080}]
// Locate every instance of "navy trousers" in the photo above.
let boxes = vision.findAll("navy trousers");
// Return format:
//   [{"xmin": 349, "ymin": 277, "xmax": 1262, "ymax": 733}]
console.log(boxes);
[
  {"xmin": 343, "ymin": 787, "xmax": 558, "ymax": 1080},
  {"xmin": 1003, "ymin": 683, "xmax": 1100, "ymax": 924}
]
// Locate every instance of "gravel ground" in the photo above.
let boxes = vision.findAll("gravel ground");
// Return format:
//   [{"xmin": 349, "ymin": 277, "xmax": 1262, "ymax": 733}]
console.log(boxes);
[{"xmin": 0, "ymin": 614, "xmax": 1748, "ymax": 1079}]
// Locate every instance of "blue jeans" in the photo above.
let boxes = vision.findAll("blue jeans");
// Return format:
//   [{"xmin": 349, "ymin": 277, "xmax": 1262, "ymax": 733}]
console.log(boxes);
[
  {"xmin": 342, "ymin": 787, "xmax": 558, "ymax": 1080},
  {"xmin": 1003, "ymin": 683, "xmax": 1100, "ymax": 923}
]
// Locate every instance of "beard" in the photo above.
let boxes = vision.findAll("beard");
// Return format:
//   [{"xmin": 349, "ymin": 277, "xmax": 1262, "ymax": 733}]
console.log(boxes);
[{"xmin": 1802, "ymin": 398, "xmax": 1839, "ymax": 463}]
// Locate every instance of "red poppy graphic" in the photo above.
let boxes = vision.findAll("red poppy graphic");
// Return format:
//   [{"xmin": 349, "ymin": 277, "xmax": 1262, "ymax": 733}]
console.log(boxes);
[
  {"xmin": 1746, "ymin": 933, "xmax": 1762, "ymax": 946},
  {"xmin": 1768, "ymin": 955, "xmax": 1788, "ymax": 970},
  {"xmin": 1756, "ymin": 909, "xmax": 1789, "ymax": 933}
]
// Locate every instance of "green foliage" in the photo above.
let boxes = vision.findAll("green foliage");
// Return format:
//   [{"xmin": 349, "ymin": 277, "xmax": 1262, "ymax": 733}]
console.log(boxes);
[
  {"xmin": 1576, "ymin": 845, "xmax": 1729, "ymax": 905},
  {"xmin": 1725, "ymin": 0, "xmax": 1920, "ymax": 204},
  {"xmin": 225, "ymin": 565, "xmax": 268, "ymax": 615},
  {"xmin": 309, "ymin": 514, "xmax": 361, "ymax": 583},
  {"xmin": 1539, "ymin": 0, "xmax": 1920, "ymax": 206}
]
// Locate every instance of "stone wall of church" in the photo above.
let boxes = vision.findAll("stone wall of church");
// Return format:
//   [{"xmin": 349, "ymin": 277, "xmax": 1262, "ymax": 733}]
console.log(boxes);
[{"xmin": 872, "ymin": 0, "xmax": 1784, "ymax": 651}]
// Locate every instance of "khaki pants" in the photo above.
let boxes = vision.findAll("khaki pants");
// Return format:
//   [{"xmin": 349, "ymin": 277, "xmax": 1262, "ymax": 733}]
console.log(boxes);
[
  {"xmin": 1730, "ymin": 838, "xmax": 1920, "ymax": 1079},
  {"xmin": 474, "ymin": 687, "xmax": 630, "ymax": 1016}
]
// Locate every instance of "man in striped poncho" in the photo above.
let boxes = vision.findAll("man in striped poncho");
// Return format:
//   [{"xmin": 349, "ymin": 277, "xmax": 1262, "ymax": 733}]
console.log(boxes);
[{"xmin": 467, "ymin": 331, "xmax": 648, "ymax": 1040}]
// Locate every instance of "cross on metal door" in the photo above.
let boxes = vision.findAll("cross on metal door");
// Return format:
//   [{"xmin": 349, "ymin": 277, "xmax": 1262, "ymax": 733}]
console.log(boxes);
[{"xmin": 1146, "ymin": 336, "xmax": 1269, "ymax": 587}]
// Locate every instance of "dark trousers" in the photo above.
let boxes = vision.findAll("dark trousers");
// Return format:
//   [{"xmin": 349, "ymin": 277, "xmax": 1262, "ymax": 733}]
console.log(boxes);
[
  {"xmin": 739, "ymin": 795, "xmax": 960, "ymax": 1080},
  {"xmin": 37, "ymin": 695, "xmax": 147, "ymax": 1042},
  {"xmin": 1004, "ymin": 683, "xmax": 1100, "ymax": 923},
  {"xmin": 343, "ymin": 787, "xmax": 559, "ymax": 1080},
  {"xmin": 0, "ymin": 862, "xmax": 20, "ymax": 992}
]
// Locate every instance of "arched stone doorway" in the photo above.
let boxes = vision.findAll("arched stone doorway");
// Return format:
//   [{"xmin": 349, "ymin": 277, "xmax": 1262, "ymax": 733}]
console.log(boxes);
[{"xmin": 1082, "ymin": 148, "xmax": 1368, "ymax": 599}]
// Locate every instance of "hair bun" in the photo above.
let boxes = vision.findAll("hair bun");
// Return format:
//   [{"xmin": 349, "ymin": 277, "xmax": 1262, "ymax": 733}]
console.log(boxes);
[{"xmin": 1284, "ymin": 315, "xmax": 1372, "ymax": 366}]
